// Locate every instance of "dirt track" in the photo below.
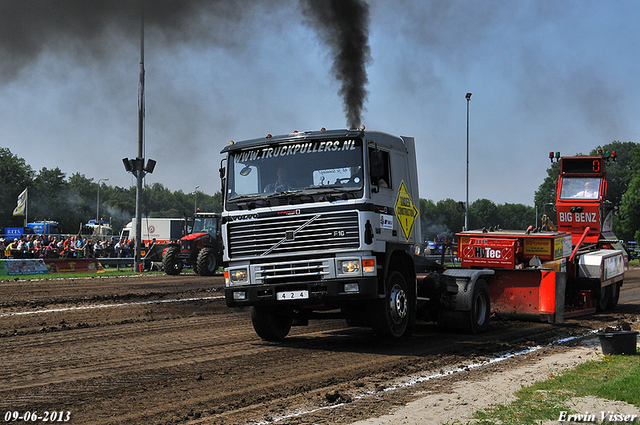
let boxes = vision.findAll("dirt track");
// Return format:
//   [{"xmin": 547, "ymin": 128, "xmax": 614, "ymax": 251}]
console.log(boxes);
[{"xmin": 1, "ymin": 269, "xmax": 639, "ymax": 425}]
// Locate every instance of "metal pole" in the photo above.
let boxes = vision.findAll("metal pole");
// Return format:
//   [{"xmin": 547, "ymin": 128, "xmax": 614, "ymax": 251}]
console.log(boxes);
[
  {"xmin": 134, "ymin": 1, "xmax": 145, "ymax": 273},
  {"xmin": 97, "ymin": 178, "xmax": 109, "ymax": 222},
  {"xmin": 194, "ymin": 185, "xmax": 200, "ymax": 213},
  {"xmin": 465, "ymin": 93, "xmax": 472, "ymax": 231},
  {"xmin": 24, "ymin": 187, "xmax": 28, "ymax": 228}
]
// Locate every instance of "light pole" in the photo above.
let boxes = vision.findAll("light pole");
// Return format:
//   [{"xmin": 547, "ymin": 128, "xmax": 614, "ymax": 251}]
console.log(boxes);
[
  {"xmin": 97, "ymin": 178, "xmax": 109, "ymax": 222},
  {"xmin": 465, "ymin": 92, "xmax": 472, "ymax": 231},
  {"xmin": 122, "ymin": 3, "xmax": 157, "ymax": 273},
  {"xmin": 194, "ymin": 185, "xmax": 200, "ymax": 213}
]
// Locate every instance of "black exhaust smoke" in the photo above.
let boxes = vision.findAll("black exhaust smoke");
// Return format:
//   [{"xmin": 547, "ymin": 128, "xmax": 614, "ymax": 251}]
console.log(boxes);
[
  {"xmin": 0, "ymin": 0, "xmax": 243, "ymax": 82},
  {"xmin": 2, "ymin": 0, "xmax": 371, "ymax": 129},
  {"xmin": 301, "ymin": 0, "xmax": 371, "ymax": 130}
]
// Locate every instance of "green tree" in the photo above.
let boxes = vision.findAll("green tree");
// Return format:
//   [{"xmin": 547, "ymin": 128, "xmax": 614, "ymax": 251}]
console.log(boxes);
[
  {"xmin": 0, "ymin": 148, "xmax": 33, "ymax": 226},
  {"xmin": 497, "ymin": 203, "xmax": 536, "ymax": 230},
  {"xmin": 534, "ymin": 161, "xmax": 560, "ymax": 213},
  {"xmin": 101, "ymin": 186, "xmax": 136, "ymax": 231},
  {"xmin": 436, "ymin": 198, "xmax": 465, "ymax": 235},
  {"xmin": 31, "ymin": 167, "xmax": 67, "ymax": 227},
  {"xmin": 589, "ymin": 142, "xmax": 637, "ymax": 208},
  {"xmin": 618, "ymin": 146, "xmax": 640, "ymax": 241},
  {"xmin": 145, "ymin": 183, "xmax": 182, "ymax": 218},
  {"xmin": 590, "ymin": 142, "xmax": 638, "ymax": 238},
  {"xmin": 419, "ymin": 198, "xmax": 443, "ymax": 240},
  {"xmin": 67, "ymin": 173, "xmax": 99, "ymax": 232},
  {"xmin": 469, "ymin": 199, "xmax": 499, "ymax": 230}
]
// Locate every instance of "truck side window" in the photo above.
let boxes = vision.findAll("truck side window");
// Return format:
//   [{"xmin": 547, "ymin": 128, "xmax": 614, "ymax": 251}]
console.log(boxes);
[{"xmin": 369, "ymin": 148, "xmax": 391, "ymax": 188}]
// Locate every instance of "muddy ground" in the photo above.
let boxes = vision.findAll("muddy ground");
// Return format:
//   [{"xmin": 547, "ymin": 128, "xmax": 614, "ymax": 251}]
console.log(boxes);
[{"xmin": 0, "ymin": 268, "xmax": 639, "ymax": 424}]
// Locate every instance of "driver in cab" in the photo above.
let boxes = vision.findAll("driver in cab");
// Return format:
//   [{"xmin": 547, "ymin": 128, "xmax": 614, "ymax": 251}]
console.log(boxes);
[
  {"xmin": 574, "ymin": 181, "xmax": 598, "ymax": 198},
  {"xmin": 265, "ymin": 167, "xmax": 291, "ymax": 192}
]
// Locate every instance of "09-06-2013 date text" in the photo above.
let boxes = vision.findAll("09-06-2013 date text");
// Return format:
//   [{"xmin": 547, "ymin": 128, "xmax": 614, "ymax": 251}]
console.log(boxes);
[{"xmin": 4, "ymin": 411, "xmax": 70, "ymax": 422}]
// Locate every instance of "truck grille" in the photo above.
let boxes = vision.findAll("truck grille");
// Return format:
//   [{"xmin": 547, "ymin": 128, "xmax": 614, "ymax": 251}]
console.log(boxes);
[
  {"xmin": 227, "ymin": 211, "xmax": 360, "ymax": 258},
  {"xmin": 254, "ymin": 259, "xmax": 331, "ymax": 284}
]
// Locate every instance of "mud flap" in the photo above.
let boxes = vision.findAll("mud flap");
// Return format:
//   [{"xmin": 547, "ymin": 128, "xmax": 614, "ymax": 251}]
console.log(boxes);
[{"xmin": 487, "ymin": 269, "xmax": 566, "ymax": 323}]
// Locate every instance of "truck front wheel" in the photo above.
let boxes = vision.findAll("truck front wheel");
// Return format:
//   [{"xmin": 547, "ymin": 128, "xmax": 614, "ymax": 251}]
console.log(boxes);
[
  {"xmin": 251, "ymin": 306, "xmax": 293, "ymax": 341},
  {"xmin": 196, "ymin": 247, "xmax": 218, "ymax": 276},
  {"xmin": 370, "ymin": 271, "xmax": 410, "ymax": 338},
  {"xmin": 162, "ymin": 246, "xmax": 183, "ymax": 275}
]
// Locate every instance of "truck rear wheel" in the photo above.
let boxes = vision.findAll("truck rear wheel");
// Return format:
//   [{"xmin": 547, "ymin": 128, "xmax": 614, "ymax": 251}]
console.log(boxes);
[
  {"xmin": 162, "ymin": 246, "xmax": 183, "ymax": 275},
  {"xmin": 370, "ymin": 271, "xmax": 410, "ymax": 338},
  {"xmin": 196, "ymin": 247, "xmax": 218, "ymax": 276},
  {"xmin": 465, "ymin": 279, "xmax": 491, "ymax": 334},
  {"xmin": 251, "ymin": 306, "xmax": 293, "ymax": 341}
]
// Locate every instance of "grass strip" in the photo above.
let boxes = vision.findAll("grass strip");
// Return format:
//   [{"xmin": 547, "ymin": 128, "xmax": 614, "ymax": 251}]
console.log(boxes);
[{"xmin": 472, "ymin": 349, "xmax": 640, "ymax": 425}]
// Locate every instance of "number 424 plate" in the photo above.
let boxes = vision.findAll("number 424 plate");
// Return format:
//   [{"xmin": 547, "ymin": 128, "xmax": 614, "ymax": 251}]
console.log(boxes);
[{"xmin": 277, "ymin": 290, "xmax": 309, "ymax": 300}]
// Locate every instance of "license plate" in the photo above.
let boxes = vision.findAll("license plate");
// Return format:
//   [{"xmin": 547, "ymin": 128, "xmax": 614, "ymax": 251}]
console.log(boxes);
[{"xmin": 277, "ymin": 290, "xmax": 309, "ymax": 300}]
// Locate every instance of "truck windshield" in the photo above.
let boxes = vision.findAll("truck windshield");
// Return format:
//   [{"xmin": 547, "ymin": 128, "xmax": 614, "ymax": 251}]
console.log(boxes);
[
  {"xmin": 226, "ymin": 137, "xmax": 364, "ymax": 202},
  {"xmin": 559, "ymin": 177, "xmax": 601, "ymax": 199}
]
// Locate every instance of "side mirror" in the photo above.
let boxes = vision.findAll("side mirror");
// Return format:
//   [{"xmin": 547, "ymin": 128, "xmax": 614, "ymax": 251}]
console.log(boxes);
[
  {"xmin": 369, "ymin": 151, "xmax": 384, "ymax": 182},
  {"xmin": 219, "ymin": 159, "xmax": 227, "ymax": 196},
  {"xmin": 239, "ymin": 166, "xmax": 253, "ymax": 176}
]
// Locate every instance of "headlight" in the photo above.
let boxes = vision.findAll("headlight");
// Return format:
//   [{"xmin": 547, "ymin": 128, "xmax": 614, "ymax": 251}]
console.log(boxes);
[
  {"xmin": 228, "ymin": 268, "xmax": 249, "ymax": 285},
  {"xmin": 339, "ymin": 260, "xmax": 360, "ymax": 274}
]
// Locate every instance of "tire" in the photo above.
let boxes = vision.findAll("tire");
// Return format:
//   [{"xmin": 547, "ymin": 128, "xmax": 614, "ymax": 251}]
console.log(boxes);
[
  {"xmin": 596, "ymin": 285, "xmax": 611, "ymax": 311},
  {"xmin": 162, "ymin": 246, "xmax": 183, "ymax": 275},
  {"xmin": 464, "ymin": 279, "xmax": 491, "ymax": 334},
  {"xmin": 370, "ymin": 271, "xmax": 411, "ymax": 338},
  {"xmin": 251, "ymin": 306, "xmax": 293, "ymax": 341},
  {"xmin": 196, "ymin": 247, "xmax": 218, "ymax": 276},
  {"xmin": 606, "ymin": 281, "xmax": 621, "ymax": 310}
]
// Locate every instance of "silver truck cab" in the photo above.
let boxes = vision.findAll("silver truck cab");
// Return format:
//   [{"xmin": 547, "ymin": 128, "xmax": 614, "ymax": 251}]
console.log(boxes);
[{"xmin": 221, "ymin": 128, "xmax": 421, "ymax": 340}]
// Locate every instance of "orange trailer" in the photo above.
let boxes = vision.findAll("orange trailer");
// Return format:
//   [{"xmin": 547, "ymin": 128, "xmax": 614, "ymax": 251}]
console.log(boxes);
[{"xmin": 445, "ymin": 150, "xmax": 626, "ymax": 324}]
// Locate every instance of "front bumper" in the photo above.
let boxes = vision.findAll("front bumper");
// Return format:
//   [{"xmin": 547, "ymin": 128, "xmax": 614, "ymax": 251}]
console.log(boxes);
[{"xmin": 225, "ymin": 276, "xmax": 379, "ymax": 307}]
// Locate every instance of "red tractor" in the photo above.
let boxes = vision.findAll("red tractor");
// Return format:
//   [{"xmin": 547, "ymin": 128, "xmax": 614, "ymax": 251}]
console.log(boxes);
[{"xmin": 163, "ymin": 212, "xmax": 223, "ymax": 276}]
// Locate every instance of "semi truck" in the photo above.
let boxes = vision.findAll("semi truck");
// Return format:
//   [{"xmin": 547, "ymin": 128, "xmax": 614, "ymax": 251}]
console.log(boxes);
[
  {"xmin": 1, "ymin": 227, "xmax": 35, "ymax": 240},
  {"xmin": 27, "ymin": 220, "xmax": 61, "ymax": 237},
  {"xmin": 220, "ymin": 128, "xmax": 626, "ymax": 341},
  {"xmin": 78, "ymin": 219, "xmax": 113, "ymax": 240}
]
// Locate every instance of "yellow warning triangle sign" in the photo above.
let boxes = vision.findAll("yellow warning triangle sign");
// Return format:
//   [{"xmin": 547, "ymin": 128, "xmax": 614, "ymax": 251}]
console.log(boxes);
[{"xmin": 394, "ymin": 180, "xmax": 419, "ymax": 242}]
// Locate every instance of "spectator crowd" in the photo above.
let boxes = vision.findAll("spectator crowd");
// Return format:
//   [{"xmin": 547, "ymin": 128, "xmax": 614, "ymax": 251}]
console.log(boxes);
[{"xmin": 0, "ymin": 235, "xmax": 136, "ymax": 259}]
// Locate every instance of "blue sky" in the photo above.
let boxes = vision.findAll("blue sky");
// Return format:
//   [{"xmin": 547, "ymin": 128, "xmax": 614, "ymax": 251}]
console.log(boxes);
[{"xmin": 1, "ymin": 0, "xmax": 638, "ymax": 206}]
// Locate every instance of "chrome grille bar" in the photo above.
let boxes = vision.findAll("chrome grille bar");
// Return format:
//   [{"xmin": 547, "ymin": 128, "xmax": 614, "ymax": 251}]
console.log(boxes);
[{"xmin": 228, "ymin": 211, "xmax": 359, "ymax": 259}]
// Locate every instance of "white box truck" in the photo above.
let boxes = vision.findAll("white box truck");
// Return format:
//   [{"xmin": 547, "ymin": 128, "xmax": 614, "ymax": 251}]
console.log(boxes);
[{"xmin": 120, "ymin": 218, "xmax": 185, "ymax": 263}]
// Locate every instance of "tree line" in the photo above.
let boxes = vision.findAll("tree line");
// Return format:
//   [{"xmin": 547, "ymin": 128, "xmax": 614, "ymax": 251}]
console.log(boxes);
[
  {"xmin": 0, "ymin": 147, "xmax": 221, "ymax": 235},
  {"xmin": 417, "ymin": 141, "xmax": 640, "ymax": 242},
  {"xmin": 2, "ymin": 141, "xmax": 638, "ymax": 241}
]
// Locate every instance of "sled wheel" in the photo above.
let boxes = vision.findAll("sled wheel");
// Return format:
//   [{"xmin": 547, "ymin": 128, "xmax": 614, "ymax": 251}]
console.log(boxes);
[
  {"xmin": 596, "ymin": 285, "xmax": 612, "ymax": 311},
  {"xmin": 606, "ymin": 281, "xmax": 621, "ymax": 310}
]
